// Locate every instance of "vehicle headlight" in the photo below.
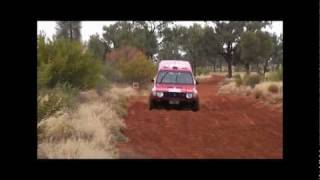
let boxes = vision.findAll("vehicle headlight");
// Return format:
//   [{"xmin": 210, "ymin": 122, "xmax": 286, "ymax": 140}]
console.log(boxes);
[
  {"xmin": 186, "ymin": 93, "xmax": 193, "ymax": 99},
  {"xmin": 156, "ymin": 92, "xmax": 164, "ymax": 97},
  {"xmin": 152, "ymin": 91, "xmax": 157, "ymax": 96}
]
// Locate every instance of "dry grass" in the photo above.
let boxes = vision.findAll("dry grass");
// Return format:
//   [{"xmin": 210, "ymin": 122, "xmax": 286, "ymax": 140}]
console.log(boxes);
[
  {"xmin": 38, "ymin": 86, "xmax": 138, "ymax": 159},
  {"xmin": 218, "ymin": 79, "xmax": 283, "ymax": 105},
  {"xmin": 268, "ymin": 84, "xmax": 279, "ymax": 93},
  {"xmin": 254, "ymin": 81, "xmax": 283, "ymax": 104},
  {"xmin": 196, "ymin": 72, "xmax": 227, "ymax": 80},
  {"xmin": 218, "ymin": 82, "xmax": 252, "ymax": 96},
  {"xmin": 253, "ymin": 89, "xmax": 263, "ymax": 99}
]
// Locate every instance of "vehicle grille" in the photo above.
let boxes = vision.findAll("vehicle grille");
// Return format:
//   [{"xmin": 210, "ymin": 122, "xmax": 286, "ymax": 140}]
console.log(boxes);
[{"xmin": 163, "ymin": 92, "xmax": 186, "ymax": 98}]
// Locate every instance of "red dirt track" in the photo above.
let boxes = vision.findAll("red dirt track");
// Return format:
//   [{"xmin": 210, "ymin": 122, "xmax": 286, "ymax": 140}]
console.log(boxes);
[{"xmin": 118, "ymin": 75, "xmax": 282, "ymax": 159}]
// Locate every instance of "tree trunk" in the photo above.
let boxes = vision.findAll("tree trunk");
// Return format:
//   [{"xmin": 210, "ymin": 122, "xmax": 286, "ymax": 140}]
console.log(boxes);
[
  {"xmin": 225, "ymin": 46, "xmax": 233, "ymax": 78},
  {"xmin": 245, "ymin": 63, "xmax": 250, "ymax": 75},
  {"xmin": 192, "ymin": 61, "xmax": 197, "ymax": 75},
  {"xmin": 263, "ymin": 59, "xmax": 269, "ymax": 75},
  {"xmin": 69, "ymin": 23, "xmax": 73, "ymax": 40},
  {"xmin": 227, "ymin": 61, "xmax": 232, "ymax": 78}
]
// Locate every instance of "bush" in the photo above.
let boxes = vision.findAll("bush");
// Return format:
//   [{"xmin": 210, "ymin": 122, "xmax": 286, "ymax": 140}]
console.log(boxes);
[
  {"xmin": 268, "ymin": 84, "xmax": 279, "ymax": 94},
  {"xmin": 37, "ymin": 38, "xmax": 104, "ymax": 90},
  {"xmin": 103, "ymin": 63, "xmax": 123, "ymax": 83},
  {"xmin": 233, "ymin": 74, "xmax": 242, "ymax": 87},
  {"xmin": 254, "ymin": 89, "xmax": 263, "ymax": 99},
  {"xmin": 113, "ymin": 95, "xmax": 128, "ymax": 118},
  {"xmin": 243, "ymin": 74, "xmax": 261, "ymax": 88},
  {"xmin": 121, "ymin": 57, "xmax": 156, "ymax": 85},
  {"xmin": 196, "ymin": 67, "xmax": 210, "ymax": 76},
  {"xmin": 105, "ymin": 46, "xmax": 156, "ymax": 85},
  {"xmin": 267, "ymin": 68, "xmax": 283, "ymax": 81},
  {"xmin": 37, "ymin": 83, "xmax": 78, "ymax": 122}
]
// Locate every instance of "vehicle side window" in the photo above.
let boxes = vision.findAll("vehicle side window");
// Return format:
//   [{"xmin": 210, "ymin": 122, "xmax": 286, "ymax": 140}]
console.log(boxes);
[{"xmin": 156, "ymin": 71, "xmax": 165, "ymax": 83}]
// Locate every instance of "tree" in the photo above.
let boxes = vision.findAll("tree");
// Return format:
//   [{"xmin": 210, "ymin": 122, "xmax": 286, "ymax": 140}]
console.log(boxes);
[
  {"xmin": 102, "ymin": 21, "xmax": 161, "ymax": 59},
  {"xmin": 214, "ymin": 21, "xmax": 245, "ymax": 78},
  {"xmin": 179, "ymin": 24, "xmax": 207, "ymax": 75},
  {"xmin": 245, "ymin": 21, "xmax": 271, "ymax": 32},
  {"xmin": 157, "ymin": 25, "xmax": 184, "ymax": 60},
  {"xmin": 240, "ymin": 31, "xmax": 260, "ymax": 74},
  {"xmin": 256, "ymin": 31, "xmax": 273, "ymax": 74},
  {"xmin": 37, "ymin": 38, "xmax": 103, "ymax": 89},
  {"xmin": 105, "ymin": 46, "xmax": 156, "ymax": 84},
  {"xmin": 88, "ymin": 34, "xmax": 109, "ymax": 60},
  {"xmin": 244, "ymin": 21, "xmax": 272, "ymax": 74},
  {"xmin": 239, "ymin": 31, "xmax": 273, "ymax": 74},
  {"xmin": 270, "ymin": 33, "xmax": 283, "ymax": 70},
  {"xmin": 56, "ymin": 21, "xmax": 81, "ymax": 41},
  {"xmin": 200, "ymin": 25, "xmax": 220, "ymax": 71}
]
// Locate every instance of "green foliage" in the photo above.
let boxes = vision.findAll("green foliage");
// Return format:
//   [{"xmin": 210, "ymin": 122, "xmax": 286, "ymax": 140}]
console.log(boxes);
[
  {"xmin": 88, "ymin": 34, "xmax": 108, "ymax": 60},
  {"xmin": 243, "ymin": 74, "xmax": 261, "ymax": 88},
  {"xmin": 158, "ymin": 26, "xmax": 186, "ymax": 60},
  {"xmin": 196, "ymin": 67, "xmax": 211, "ymax": 75},
  {"xmin": 267, "ymin": 67, "xmax": 283, "ymax": 81},
  {"xmin": 240, "ymin": 31, "xmax": 273, "ymax": 73},
  {"xmin": 121, "ymin": 55, "xmax": 157, "ymax": 85},
  {"xmin": 105, "ymin": 46, "xmax": 156, "ymax": 85},
  {"xmin": 214, "ymin": 21, "xmax": 246, "ymax": 77},
  {"xmin": 113, "ymin": 95, "xmax": 128, "ymax": 118},
  {"xmin": 103, "ymin": 63, "xmax": 123, "ymax": 83},
  {"xmin": 37, "ymin": 83, "xmax": 79, "ymax": 122},
  {"xmin": 270, "ymin": 33, "xmax": 283, "ymax": 67},
  {"xmin": 37, "ymin": 36, "xmax": 107, "ymax": 122},
  {"xmin": 37, "ymin": 38, "xmax": 104, "ymax": 90},
  {"xmin": 56, "ymin": 21, "xmax": 81, "ymax": 41},
  {"xmin": 240, "ymin": 32, "xmax": 260, "ymax": 65},
  {"xmin": 102, "ymin": 21, "xmax": 159, "ymax": 58}
]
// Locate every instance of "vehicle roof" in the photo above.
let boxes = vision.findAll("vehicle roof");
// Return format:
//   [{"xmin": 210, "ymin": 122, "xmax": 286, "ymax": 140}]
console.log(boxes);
[{"xmin": 158, "ymin": 60, "xmax": 192, "ymax": 71}]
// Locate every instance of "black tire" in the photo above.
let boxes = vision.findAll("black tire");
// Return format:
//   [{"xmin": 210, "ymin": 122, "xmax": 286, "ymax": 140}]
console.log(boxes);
[
  {"xmin": 191, "ymin": 100, "xmax": 199, "ymax": 112},
  {"xmin": 149, "ymin": 100, "xmax": 154, "ymax": 110}
]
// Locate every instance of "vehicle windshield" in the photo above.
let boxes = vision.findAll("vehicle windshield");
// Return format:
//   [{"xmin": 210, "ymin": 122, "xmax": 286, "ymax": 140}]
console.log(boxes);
[{"xmin": 156, "ymin": 71, "xmax": 194, "ymax": 84}]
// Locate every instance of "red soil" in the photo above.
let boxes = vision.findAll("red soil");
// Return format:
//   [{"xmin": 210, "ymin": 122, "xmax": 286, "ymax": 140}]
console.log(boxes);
[{"xmin": 118, "ymin": 75, "xmax": 282, "ymax": 159}]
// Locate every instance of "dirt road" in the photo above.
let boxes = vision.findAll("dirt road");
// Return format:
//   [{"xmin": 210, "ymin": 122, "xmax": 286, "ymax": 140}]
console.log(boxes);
[{"xmin": 118, "ymin": 75, "xmax": 282, "ymax": 159}]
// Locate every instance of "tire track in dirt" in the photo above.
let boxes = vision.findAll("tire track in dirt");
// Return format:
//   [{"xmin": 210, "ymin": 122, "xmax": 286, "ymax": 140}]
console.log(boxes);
[{"xmin": 117, "ymin": 75, "xmax": 282, "ymax": 159}]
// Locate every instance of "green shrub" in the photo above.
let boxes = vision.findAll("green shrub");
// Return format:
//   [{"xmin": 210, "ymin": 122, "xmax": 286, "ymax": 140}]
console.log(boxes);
[
  {"xmin": 196, "ymin": 67, "xmax": 210, "ymax": 76},
  {"xmin": 95, "ymin": 75, "xmax": 111, "ymax": 96},
  {"xmin": 113, "ymin": 95, "xmax": 128, "ymax": 118},
  {"xmin": 233, "ymin": 74, "xmax": 242, "ymax": 87},
  {"xmin": 37, "ymin": 38, "xmax": 104, "ymax": 90},
  {"xmin": 267, "ymin": 68, "xmax": 282, "ymax": 81},
  {"xmin": 121, "ymin": 57, "xmax": 156, "ymax": 85},
  {"xmin": 105, "ymin": 46, "xmax": 156, "ymax": 85},
  {"xmin": 37, "ymin": 83, "xmax": 78, "ymax": 122},
  {"xmin": 268, "ymin": 84, "xmax": 279, "ymax": 94},
  {"xmin": 103, "ymin": 63, "xmax": 123, "ymax": 83},
  {"xmin": 244, "ymin": 74, "xmax": 261, "ymax": 88}
]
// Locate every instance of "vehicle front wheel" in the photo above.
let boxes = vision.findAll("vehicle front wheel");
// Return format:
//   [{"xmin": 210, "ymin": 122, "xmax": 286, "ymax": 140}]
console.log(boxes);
[
  {"xmin": 191, "ymin": 100, "xmax": 199, "ymax": 112},
  {"xmin": 149, "ymin": 100, "xmax": 155, "ymax": 110}
]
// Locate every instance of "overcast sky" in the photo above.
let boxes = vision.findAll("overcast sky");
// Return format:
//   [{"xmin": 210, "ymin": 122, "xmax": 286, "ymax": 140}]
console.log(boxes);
[{"xmin": 37, "ymin": 21, "xmax": 283, "ymax": 42}]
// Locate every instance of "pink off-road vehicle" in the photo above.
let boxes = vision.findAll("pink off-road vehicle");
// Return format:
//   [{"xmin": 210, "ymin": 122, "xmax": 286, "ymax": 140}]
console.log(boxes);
[{"xmin": 149, "ymin": 60, "xmax": 199, "ymax": 111}]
